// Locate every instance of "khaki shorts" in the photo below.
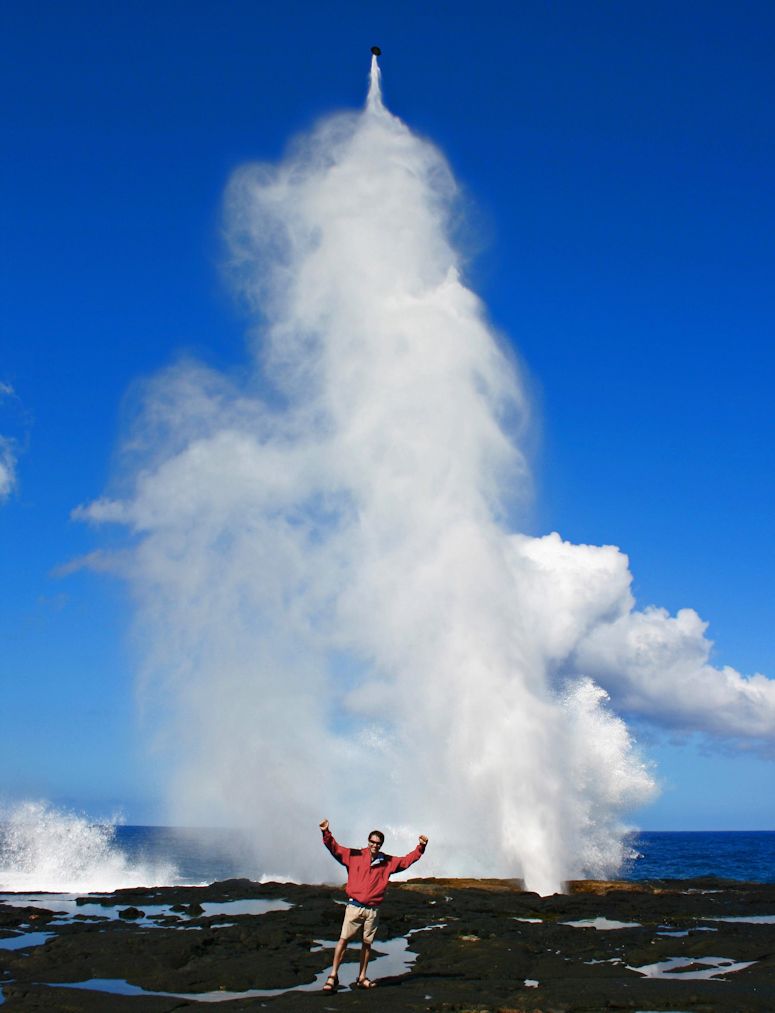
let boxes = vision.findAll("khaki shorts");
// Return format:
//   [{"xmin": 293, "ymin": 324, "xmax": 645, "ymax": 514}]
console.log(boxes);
[{"xmin": 340, "ymin": 901, "xmax": 379, "ymax": 944}]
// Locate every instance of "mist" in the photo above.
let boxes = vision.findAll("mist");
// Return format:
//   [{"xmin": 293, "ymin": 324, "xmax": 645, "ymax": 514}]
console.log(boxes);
[{"xmin": 77, "ymin": 58, "xmax": 773, "ymax": 894}]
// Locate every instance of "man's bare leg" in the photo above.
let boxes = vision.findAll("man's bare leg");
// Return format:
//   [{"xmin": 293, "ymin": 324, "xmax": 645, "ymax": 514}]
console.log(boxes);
[
  {"xmin": 324, "ymin": 938, "xmax": 348, "ymax": 990},
  {"xmin": 357, "ymin": 941, "xmax": 373, "ymax": 984}
]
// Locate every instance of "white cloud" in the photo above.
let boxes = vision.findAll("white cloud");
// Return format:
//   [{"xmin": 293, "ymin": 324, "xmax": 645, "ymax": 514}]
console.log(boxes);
[
  {"xmin": 0, "ymin": 437, "xmax": 17, "ymax": 502},
  {"xmin": 507, "ymin": 532, "xmax": 775, "ymax": 744},
  {"xmin": 0, "ymin": 383, "xmax": 19, "ymax": 502},
  {"xmin": 575, "ymin": 606, "xmax": 775, "ymax": 740}
]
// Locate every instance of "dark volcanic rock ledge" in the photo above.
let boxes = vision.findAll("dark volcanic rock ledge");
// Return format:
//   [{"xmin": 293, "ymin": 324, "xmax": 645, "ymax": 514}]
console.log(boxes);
[{"xmin": 1, "ymin": 876, "xmax": 774, "ymax": 1011}]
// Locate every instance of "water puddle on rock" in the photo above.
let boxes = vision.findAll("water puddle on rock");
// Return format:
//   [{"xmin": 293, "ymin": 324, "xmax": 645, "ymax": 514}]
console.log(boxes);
[
  {"xmin": 1, "ymin": 895, "xmax": 111, "ymax": 920},
  {"xmin": 50, "ymin": 978, "xmax": 276, "ymax": 1003},
  {"xmin": 703, "ymin": 914, "xmax": 775, "ymax": 925},
  {"xmin": 627, "ymin": 955, "xmax": 757, "ymax": 980},
  {"xmin": 199, "ymin": 900, "xmax": 292, "ymax": 918},
  {"xmin": 561, "ymin": 917, "xmax": 641, "ymax": 930},
  {"xmin": 0, "ymin": 932, "xmax": 54, "ymax": 951},
  {"xmin": 656, "ymin": 925, "xmax": 717, "ymax": 937},
  {"xmin": 45, "ymin": 923, "xmax": 446, "ymax": 1002},
  {"xmin": 0, "ymin": 894, "xmax": 290, "ymax": 928}
]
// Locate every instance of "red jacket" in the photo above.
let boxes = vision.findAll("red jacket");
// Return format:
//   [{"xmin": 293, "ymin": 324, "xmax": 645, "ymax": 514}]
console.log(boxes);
[{"xmin": 322, "ymin": 828, "xmax": 426, "ymax": 907}]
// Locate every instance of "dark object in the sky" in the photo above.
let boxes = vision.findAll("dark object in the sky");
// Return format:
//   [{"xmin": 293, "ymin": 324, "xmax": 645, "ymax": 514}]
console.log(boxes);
[{"xmin": 371, "ymin": 46, "xmax": 382, "ymax": 56}]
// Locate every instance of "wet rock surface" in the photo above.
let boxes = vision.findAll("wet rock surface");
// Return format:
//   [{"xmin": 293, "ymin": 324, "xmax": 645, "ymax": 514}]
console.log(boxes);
[{"xmin": 1, "ymin": 876, "xmax": 774, "ymax": 1010}]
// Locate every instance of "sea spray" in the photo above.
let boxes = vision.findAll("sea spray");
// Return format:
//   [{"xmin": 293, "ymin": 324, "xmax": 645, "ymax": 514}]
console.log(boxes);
[
  {"xmin": 0, "ymin": 802, "xmax": 175, "ymax": 893},
  {"xmin": 78, "ymin": 55, "xmax": 657, "ymax": 893}
]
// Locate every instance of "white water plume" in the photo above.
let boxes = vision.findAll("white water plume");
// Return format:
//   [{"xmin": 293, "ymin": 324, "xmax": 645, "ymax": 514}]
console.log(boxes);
[
  {"xmin": 76, "ymin": 56, "xmax": 771, "ymax": 893},
  {"xmin": 0, "ymin": 802, "xmax": 174, "ymax": 893}
]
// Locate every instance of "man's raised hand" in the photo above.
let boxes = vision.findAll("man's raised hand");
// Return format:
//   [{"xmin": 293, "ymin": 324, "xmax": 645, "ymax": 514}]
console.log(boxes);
[
  {"xmin": 419, "ymin": 835, "xmax": 428, "ymax": 846},
  {"xmin": 319, "ymin": 819, "xmax": 329, "ymax": 832}
]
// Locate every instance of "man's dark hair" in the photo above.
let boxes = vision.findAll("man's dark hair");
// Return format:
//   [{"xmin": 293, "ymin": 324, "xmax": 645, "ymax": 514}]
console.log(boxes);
[{"xmin": 369, "ymin": 829, "xmax": 385, "ymax": 845}]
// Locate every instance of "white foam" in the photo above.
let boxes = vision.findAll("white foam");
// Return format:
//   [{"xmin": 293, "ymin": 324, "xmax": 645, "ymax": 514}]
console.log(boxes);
[{"xmin": 0, "ymin": 802, "xmax": 175, "ymax": 893}]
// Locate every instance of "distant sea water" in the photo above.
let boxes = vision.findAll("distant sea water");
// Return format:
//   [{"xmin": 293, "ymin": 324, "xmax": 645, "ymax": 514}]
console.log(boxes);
[
  {"xmin": 2, "ymin": 818, "xmax": 774, "ymax": 893},
  {"xmin": 107, "ymin": 827, "xmax": 775, "ymax": 889},
  {"xmin": 116, "ymin": 826, "xmax": 259, "ymax": 886},
  {"xmin": 113, "ymin": 828, "xmax": 775, "ymax": 887},
  {"xmin": 623, "ymin": 830, "xmax": 775, "ymax": 884}
]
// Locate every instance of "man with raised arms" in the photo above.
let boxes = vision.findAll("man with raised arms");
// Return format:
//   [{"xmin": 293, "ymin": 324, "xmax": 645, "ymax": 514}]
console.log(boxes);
[{"xmin": 319, "ymin": 818, "xmax": 428, "ymax": 991}]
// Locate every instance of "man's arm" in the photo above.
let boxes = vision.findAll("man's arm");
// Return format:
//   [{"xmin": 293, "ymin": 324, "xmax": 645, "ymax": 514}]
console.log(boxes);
[
  {"xmin": 389, "ymin": 834, "xmax": 428, "ymax": 874},
  {"xmin": 319, "ymin": 818, "xmax": 350, "ymax": 868}
]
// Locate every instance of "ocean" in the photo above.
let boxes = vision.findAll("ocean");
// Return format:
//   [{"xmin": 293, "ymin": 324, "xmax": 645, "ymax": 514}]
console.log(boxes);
[
  {"xmin": 2, "ymin": 821, "xmax": 774, "ymax": 894},
  {"xmin": 623, "ymin": 830, "xmax": 775, "ymax": 884},
  {"xmin": 109, "ymin": 827, "xmax": 775, "ymax": 888},
  {"xmin": 87, "ymin": 830, "xmax": 773, "ymax": 887}
]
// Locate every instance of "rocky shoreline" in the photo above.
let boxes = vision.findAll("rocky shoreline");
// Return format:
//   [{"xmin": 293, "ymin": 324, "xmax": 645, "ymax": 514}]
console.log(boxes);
[{"xmin": 1, "ymin": 876, "xmax": 773, "ymax": 1011}]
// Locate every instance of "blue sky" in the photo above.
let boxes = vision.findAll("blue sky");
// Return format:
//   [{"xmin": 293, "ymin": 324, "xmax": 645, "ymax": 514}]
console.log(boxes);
[{"xmin": 2, "ymin": 0, "xmax": 773, "ymax": 828}]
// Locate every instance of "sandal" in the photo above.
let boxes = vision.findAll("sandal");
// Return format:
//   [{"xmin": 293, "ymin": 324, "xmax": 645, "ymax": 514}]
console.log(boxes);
[
  {"xmin": 323, "ymin": 973, "xmax": 339, "ymax": 992},
  {"xmin": 354, "ymin": 977, "xmax": 377, "ymax": 989}
]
